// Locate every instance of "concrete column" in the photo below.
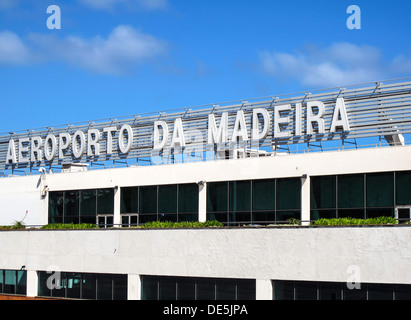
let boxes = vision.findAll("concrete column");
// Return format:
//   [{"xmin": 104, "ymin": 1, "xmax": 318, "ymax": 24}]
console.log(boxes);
[
  {"xmin": 113, "ymin": 186, "xmax": 121, "ymax": 227},
  {"xmin": 198, "ymin": 181, "xmax": 207, "ymax": 222},
  {"xmin": 256, "ymin": 279, "xmax": 272, "ymax": 300},
  {"xmin": 26, "ymin": 270, "xmax": 38, "ymax": 297},
  {"xmin": 301, "ymin": 174, "xmax": 310, "ymax": 226},
  {"xmin": 128, "ymin": 274, "xmax": 141, "ymax": 300}
]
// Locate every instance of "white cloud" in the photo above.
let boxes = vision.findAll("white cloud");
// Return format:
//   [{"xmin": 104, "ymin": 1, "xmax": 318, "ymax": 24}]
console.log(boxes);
[
  {"xmin": 0, "ymin": 25, "xmax": 167, "ymax": 75},
  {"xmin": 48, "ymin": 25, "xmax": 167, "ymax": 75},
  {"xmin": 0, "ymin": 0, "xmax": 17, "ymax": 10},
  {"xmin": 79, "ymin": 0, "xmax": 127, "ymax": 10},
  {"xmin": 136, "ymin": 0, "xmax": 168, "ymax": 10},
  {"xmin": 78, "ymin": 0, "xmax": 168, "ymax": 11},
  {"xmin": 390, "ymin": 54, "xmax": 411, "ymax": 74},
  {"xmin": 0, "ymin": 31, "xmax": 30, "ymax": 65},
  {"xmin": 259, "ymin": 42, "xmax": 406, "ymax": 87}
]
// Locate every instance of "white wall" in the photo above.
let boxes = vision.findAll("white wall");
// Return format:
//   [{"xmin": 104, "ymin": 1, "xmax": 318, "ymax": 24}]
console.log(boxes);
[
  {"xmin": 0, "ymin": 145, "xmax": 410, "ymax": 226},
  {"xmin": 0, "ymin": 146, "xmax": 410, "ymax": 299},
  {"xmin": 45, "ymin": 145, "xmax": 411, "ymax": 191},
  {"xmin": 0, "ymin": 175, "xmax": 47, "ymax": 227},
  {"xmin": 0, "ymin": 226, "xmax": 410, "ymax": 286}
]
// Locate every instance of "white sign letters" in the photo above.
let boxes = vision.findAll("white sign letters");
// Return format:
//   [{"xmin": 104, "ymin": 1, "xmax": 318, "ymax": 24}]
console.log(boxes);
[{"xmin": 6, "ymin": 98, "xmax": 350, "ymax": 165}]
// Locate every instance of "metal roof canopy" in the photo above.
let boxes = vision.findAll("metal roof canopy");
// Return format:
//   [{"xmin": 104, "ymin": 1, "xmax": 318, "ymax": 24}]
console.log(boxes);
[{"xmin": 0, "ymin": 78, "xmax": 410, "ymax": 175}]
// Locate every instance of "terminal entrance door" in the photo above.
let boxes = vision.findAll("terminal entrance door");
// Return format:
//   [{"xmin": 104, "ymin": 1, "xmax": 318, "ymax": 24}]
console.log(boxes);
[{"xmin": 396, "ymin": 206, "xmax": 411, "ymax": 223}]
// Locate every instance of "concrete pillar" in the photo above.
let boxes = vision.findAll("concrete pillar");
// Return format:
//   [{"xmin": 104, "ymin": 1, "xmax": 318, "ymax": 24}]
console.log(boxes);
[
  {"xmin": 198, "ymin": 181, "xmax": 207, "ymax": 222},
  {"xmin": 113, "ymin": 186, "xmax": 121, "ymax": 227},
  {"xmin": 301, "ymin": 174, "xmax": 310, "ymax": 226},
  {"xmin": 128, "ymin": 274, "xmax": 141, "ymax": 300},
  {"xmin": 256, "ymin": 279, "xmax": 272, "ymax": 300},
  {"xmin": 26, "ymin": 270, "xmax": 38, "ymax": 297}
]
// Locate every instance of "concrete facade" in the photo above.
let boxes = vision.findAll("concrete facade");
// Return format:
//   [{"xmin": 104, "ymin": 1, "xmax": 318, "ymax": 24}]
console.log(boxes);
[
  {"xmin": 0, "ymin": 145, "xmax": 410, "ymax": 299},
  {"xmin": 0, "ymin": 225, "xmax": 410, "ymax": 299},
  {"xmin": 1, "ymin": 144, "xmax": 410, "ymax": 227}
]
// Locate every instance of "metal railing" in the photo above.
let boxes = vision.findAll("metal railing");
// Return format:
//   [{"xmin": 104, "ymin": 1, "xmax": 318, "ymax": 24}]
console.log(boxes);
[{"xmin": 1, "ymin": 78, "xmax": 410, "ymax": 177}]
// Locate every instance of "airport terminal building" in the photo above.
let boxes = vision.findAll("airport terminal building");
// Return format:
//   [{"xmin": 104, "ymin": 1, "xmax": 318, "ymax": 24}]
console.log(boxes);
[{"xmin": 0, "ymin": 79, "xmax": 410, "ymax": 300}]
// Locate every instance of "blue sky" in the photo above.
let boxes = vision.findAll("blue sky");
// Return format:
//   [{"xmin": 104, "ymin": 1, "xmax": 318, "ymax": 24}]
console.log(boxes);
[{"xmin": 0, "ymin": 0, "xmax": 410, "ymax": 133}]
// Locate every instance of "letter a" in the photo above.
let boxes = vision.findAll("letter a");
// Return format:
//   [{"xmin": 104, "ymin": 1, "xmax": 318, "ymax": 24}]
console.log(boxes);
[
  {"xmin": 47, "ymin": 5, "xmax": 61, "ymax": 30},
  {"xmin": 346, "ymin": 5, "xmax": 361, "ymax": 30},
  {"xmin": 6, "ymin": 139, "xmax": 17, "ymax": 164},
  {"xmin": 330, "ymin": 98, "xmax": 350, "ymax": 132}
]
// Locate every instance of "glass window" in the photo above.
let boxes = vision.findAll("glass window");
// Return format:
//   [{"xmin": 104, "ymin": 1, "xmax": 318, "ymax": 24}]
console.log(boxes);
[
  {"xmin": 338, "ymin": 174, "xmax": 364, "ymax": 208},
  {"xmin": 252, "ymin": 211, "xmax": 275, "ymax": 224},
  {"xmin": 395, "ymin": 284, "xmax": 411, "ymax": 300},
  {"xmin": 252, "ymin": 179, "xmax": 275, "ymax": 211},
  {"xmin": 229, "ymin": 211, "xmax": 251, "ymax": 225},
  {"xmin": 141, "ymin": 275, "xmax": 159, "ymax": 300},
  {"xmin": 80, "ymin": 215, "xmax": 96, "ymax": 225},
  {"xmin": 121, "ymin": 215, "xmax": 129, "ymax": 226},
  {"xmin": 276, "ymin": 178, "xmax": 300, "ymax": 210},
  {"xmin": 159, "ymin": 277, "xmax": 176, "ymax": 300},
  {"xmin": 113, "ymin": 274, "xmax": 127, "ymax": 300},
  {"xmin": 338, "ymin": 208, "xmax": 365, "ymax": 219},
  {"xmin": 273, "ymin": 280, "xmax": 294, "ymax": 300},
  {"xmin": 216, "ymin": 278, "xmax": 236, "ymax": 299},
  {"xmin": 366, "ymin": 172, "xmax": 394, "ymax": 207},
  {"xmin": 366, "ymin": 208, "xmax": 394, "ymax": 219},
  {"xmin": 38, "ymin": 271, "xmax": 52, "ymax": 297},
  {"xmin": 343, "ymin": 284, "xmax": 367, "ymax": 300},
  {"xmin": 139, "ymin": 186, "xmax": 157, "ymax": 214},
  {"xmin": 139, "ymin": 214, "xmax": 158, "ymax": 224},
  {"xmin": 196, "ymin": 278, "xmax": 215, "ymax": 300},
  {"xmin": 80, "ymin": 189, "xmax": 96, "ymax": 216},
  {"xmin": 368, "ymin": 283, "xmax": 394, "ymax": 300},
  {"xmin": 273, "ymin": 280, "xmax": 411, "ymax": 300},
  {"xmin": 229, "ymin": 181, "xmax": 251, "ymax": 212},
  {"xmin": 82, "ymin": 273, "xmax": 97, "ymax": 300},
  {"xmin": 294, "ymin": 281, "xmax": 317, "ymax": 300},
  {"xmin": 50, "ymin": 272, "xmax": 66, "ymax": 298},
  {"xmin": 66, "ymin": 272, "xmax": 81, "ymax": 299},
  {"xmin": 276, "ymin": 210, "xmax": 299, "ymax": 223},
  {"xmin": 207, "ymin": 182, "xmax": 228, "ymax": 212},
  {"xmin": 237, "ymin": 279, "xmax": 256, "ymax": 300},
  {"xmin": 4, "ymin": 270, "xmax": 16, "ymax": 294},
  {"xmin": 319, "ymin": 282, "xmax": 342, "ymax": 300},
  {"xmin": 396, "ymin": 171, "xmax": 411, "ymax": 205},
  {"xmin": 178, "ymin": 184, "xmax": 198, "ymax": 213},
  {"xmin": 97, "ymin": 215, "xmax": 114, "ymax": 228},
  {"xmin": 97, "ymin": 274, "xmax": 113, "ymax": 300},
  {"xmin": 160, "ymin": 213, "xmax": 177, "ymax": 222},
  {"xmin": 207, "ymin": 212, "xmax": 228, "ymax": 224},
  {"xmin": 130, "ymin": 215, "xmax": 138, "ymax": 226},
  {"xmin": 64, "ymin": 190, "xmax": 79, "ymax": 223},
  {"xmin": 0, "ymin": 270, "xmax": 25, "ymax": 296},
  {"xmin": 49, "ymin": 191, "xmax": 64, "ymax": 219},
  {"xmin": 311, "ymin": 209, "xmax": 337, "ymax": 221},
  {"xmin": 178, "ymin": 213, "xmax": 198, "ymax": 222},
  {"xmin": 141, "ymin": 276, "xmax": 256, "ymax": 301},
  {"xmin": 311, "ymin": 176, "xmax": 336, "ymax": 209},
  {"xmin": 122, "ymin": 214, "xmax": 138, "ymax": 227},
  {"xmin": 158, "ymin": 185, "xmax": 177, "ymax": 214},
  {"xmin": 177, "ymin": 277, "xmax": 196, "ymax": 300},
  {"xmin": 121, "ymin": 187, "xmax": 139, "ymax": 213},
  {"xmin": 97, "ymin": 189, "xmax": 114, "ymax": 214},
  {"xmin": 16, "ymin": 270, "xmax": 26, "ymax": 295},
  {"xmin": 37, "ymin": 271, "xmax": 126, "ymax": 300}
]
